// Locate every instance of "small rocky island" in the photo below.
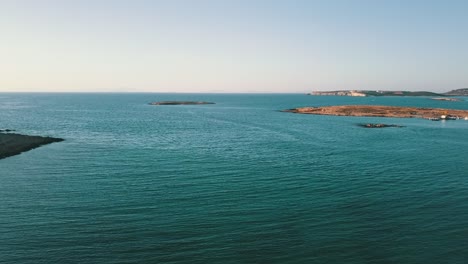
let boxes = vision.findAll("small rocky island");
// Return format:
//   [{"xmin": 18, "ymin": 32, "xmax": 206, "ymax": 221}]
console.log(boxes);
[
  {"xmin": 358, "ymin": 123, "xmax": 404, "ymax": 128},
  {"xmin": 431, "ymin": 97, "xmax": 463, "ymax": 102},
  {"xmin": 0, "ymin": 132, "xmax": 64, "ymax": 160},
  {"xmin": 149, "ymin": 101, "xmax": 215, "ymax": 105},
  {"xmin": 283, "ymin": 105, "xmax": 468, "ymax": 119}
]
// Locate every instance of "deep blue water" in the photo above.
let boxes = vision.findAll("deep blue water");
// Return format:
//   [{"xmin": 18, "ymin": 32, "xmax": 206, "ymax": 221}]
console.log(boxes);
[{"xmin": 1, "ymin": 93, "xmax": 468, "ymax": 264}]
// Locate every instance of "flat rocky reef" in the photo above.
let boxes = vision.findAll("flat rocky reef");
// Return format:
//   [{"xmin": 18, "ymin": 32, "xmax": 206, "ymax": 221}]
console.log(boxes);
[
  {"xmin": 149, "ymin": 101, "xmax": 215, "ymax": 105},
  {"xmin": 431, "ymin": 97, "xmax": 463, "ymax": 102},
  {"xmin": 283, "ymin": 105, "xmax": 468, "ymax": 119},
  {"xmin": 0, "ymin": 132, "xmax": 64, "ymax": 160},
  {"xmin": 358, "ymin": 123, "xmax": 404, "ymax": 128}
]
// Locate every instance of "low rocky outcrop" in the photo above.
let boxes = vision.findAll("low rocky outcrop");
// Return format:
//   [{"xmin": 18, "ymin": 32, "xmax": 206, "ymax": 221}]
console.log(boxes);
[
  {"xmin": 283, "ymin": 105, "xmax": 468, "ymax": 119},
  {"xmin": 358, "ymin": 123, "xmax": 404, "ymax": 128},
  {"xmin": 0, "ymin": 133, "xmax": 64, "ymax": 160},
  {"xmin": 432, "ymin": 97, "xmax": 462, "ymax": 102}
]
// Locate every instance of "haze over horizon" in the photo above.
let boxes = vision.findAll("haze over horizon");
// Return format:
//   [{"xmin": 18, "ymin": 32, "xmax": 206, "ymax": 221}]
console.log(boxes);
[{"xmin": 1, "ymin": 0, "xmax": 467, "ymax": 93}]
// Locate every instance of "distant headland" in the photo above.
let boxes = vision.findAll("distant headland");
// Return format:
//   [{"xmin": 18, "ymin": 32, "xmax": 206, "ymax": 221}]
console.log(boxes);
[
  {"xmin": 0, "ymin": 132, "xmax": 64, "ymax": 160},
  {"xmin": 308, "ymin": 88, "xmax": 468, "ymax": 97},
  {"xmin": 283, "ymin": 105, "xmax": 468, "ymax": 120},
  {"xmin": 443, "ymin": 88, "xmax": 468, "ymax": 96},
  {"xmin": 149, "ymin": 101, "xmax": 215, "ymax": 105}
]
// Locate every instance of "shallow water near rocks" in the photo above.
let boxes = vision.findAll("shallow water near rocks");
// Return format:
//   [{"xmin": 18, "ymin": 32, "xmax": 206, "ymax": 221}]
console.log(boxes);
[{"xmin": 1, "ymin": 93, "xmax": 468, "ymax": 263}]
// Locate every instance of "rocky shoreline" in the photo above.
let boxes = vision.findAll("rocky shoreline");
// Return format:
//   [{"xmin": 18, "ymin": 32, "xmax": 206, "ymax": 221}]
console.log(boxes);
[
  {"xmin": 0, "ymin": 133, "xmax": 64, "ymax": 160},
  {"xmin": 283, "ymin": 105, "xmax": 468, "ymax": 119}
]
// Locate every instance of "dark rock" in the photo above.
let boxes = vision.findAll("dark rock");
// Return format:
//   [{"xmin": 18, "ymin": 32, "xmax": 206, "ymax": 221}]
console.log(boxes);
[
  {"xmin": 0, "ymin": 133, "xmax": 64, "ymax": 160},
  {"xmin": 358, "ymin": 123, "xmax": 404, "ymax": 128}
]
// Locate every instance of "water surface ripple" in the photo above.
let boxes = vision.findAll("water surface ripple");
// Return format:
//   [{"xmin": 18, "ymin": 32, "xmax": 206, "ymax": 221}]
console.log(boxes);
[{"xmin": 1, "ymin": 94, "xmax": 468, "ymax": 263}]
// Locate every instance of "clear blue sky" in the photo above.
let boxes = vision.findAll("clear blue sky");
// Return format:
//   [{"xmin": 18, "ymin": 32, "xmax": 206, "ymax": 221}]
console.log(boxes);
[{"xmin": 1, "ymin": 0, "xmax": 467, "ymax": 93}]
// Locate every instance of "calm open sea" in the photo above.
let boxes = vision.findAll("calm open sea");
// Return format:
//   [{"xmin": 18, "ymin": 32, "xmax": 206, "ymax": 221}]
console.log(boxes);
[{"xmin": 1, "ymin": 93, "xmax": 468, "ymax": 264}]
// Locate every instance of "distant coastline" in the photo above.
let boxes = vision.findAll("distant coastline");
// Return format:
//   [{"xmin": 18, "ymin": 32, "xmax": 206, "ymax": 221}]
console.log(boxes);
[{"xmin": 308, "ymin": 88, "xmax": 468, "ymax": 97}]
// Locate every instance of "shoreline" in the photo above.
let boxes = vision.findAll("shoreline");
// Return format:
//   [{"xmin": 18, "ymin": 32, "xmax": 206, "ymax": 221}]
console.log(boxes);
[
  {"xmin": 0, "ymin": 133, "xmax": 64, "ymax": 160},
  {"xmin": 283, "ymin": 105, "xmax": 468, "ymax": 119}
]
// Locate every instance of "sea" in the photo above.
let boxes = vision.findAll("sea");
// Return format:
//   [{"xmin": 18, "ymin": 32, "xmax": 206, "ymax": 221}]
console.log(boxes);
[{"xmin": 1, "ymin": 93, "xmax": 468, "ymax": 264}]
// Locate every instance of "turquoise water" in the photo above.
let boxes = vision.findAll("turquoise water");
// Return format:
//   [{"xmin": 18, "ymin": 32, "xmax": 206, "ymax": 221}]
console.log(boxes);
[{"xmin": 1, "ymin": 93, "xmax": 468, "ymax": 264}]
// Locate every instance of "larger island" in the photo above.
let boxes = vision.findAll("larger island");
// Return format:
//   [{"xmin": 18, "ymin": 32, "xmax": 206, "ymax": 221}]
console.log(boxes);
[
  {"xmin": 0, "ymin": 133, "xmax": 64, "ymax": 160},
  {"xmin": 283, "ymin": 105, "xmax": 468, "ymax": 119}
]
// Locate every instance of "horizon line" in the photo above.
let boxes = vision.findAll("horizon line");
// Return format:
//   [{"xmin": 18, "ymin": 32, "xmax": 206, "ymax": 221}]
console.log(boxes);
[{"xmin": 1, "ymin": 88, "xmax": 466, "ymax": 94}]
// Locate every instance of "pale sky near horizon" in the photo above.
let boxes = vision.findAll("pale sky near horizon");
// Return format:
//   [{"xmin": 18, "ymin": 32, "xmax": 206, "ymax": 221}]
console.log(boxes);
[{"xmin": 1, "ymin": 0, "xmax": 467, "ymax": 93}]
